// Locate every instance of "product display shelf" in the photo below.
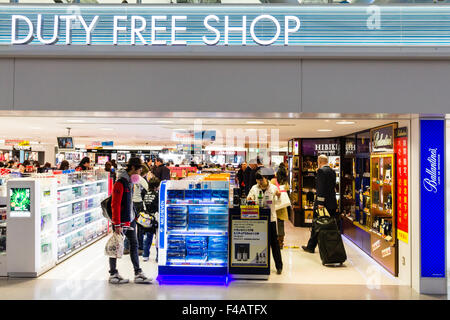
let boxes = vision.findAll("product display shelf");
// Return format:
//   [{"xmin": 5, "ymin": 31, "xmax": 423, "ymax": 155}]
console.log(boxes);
[
  {"xmin": 56, "ymin": 179, "xmax": 107, "ymax": 191},
  {"xmin": 57, "ymin": 219, "xmax": 108, "ymax": 262},
  {"xmin": 6, "ymin": 171, "xmax": 109, "ymax": 277},
  {"xmin": 370, "ymin": 154, "xmax": 396, "ymax": 244},
  {"xmin": 158, "ymin": 176, "xmax": 230, "ymax": 278},
  {"xmin": 57, "ymin": 192, "xmax": 107, "ymax": 208},
  {"xmin": 57, "ymin": 207, "xmax": 103, "ymax": 230}
]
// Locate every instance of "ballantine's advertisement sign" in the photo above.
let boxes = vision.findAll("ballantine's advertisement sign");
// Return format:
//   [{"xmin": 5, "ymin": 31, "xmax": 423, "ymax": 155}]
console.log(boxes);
[
  {"xmin": 420, "ymin": 119, "xmax": 445, "ymax": 278},
  {"xmin": 422, "ymin": 147, "xmax": 440, "ymax": 193},
  {"xmin": 371, "ymin": 124, "xmax": 395, "ymax": 153}
]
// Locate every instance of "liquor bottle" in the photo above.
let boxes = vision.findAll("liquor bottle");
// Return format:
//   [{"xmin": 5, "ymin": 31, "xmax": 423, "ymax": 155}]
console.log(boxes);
[
  {"xmin": 258, "ymin": 191, "xmax": 264, "ymax": 208},
  {"xmin": 380, "ymin": 219, "xmax": 385, "ymax": 235}
]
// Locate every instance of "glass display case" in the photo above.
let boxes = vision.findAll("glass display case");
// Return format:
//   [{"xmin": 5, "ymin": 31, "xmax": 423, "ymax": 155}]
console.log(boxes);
[
  {"xmin": 6, "ymin": 170, "xmax": 109, "ymax": 277},
  {"xmin": 54, "ymin": 171, "xmax": 109, "ymax": 261},
  {"xmin": 158, "ymin": 176, "xmax": 230, "ymax": 279}
]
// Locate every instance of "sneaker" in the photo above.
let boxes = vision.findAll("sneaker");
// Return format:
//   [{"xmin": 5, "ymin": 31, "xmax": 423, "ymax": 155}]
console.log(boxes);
[
  {"xmin": 109, "ymin": 273, "xmax": 129, "ymax": 284},
  {"xmin": 134, "ymin": 272, "xmax": 153, "ymax": 284},
  {"xmin": 143, "ymin": 256, "xmax": 149, "ymax": 262}
]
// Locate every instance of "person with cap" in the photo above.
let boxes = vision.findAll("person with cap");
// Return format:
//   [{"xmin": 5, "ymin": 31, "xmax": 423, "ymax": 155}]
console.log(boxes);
[
  {"xmin": 302, "ymin": 154, "xmax": 338, "ymax": 254},
  {"xmin": 247, "ymin": 168, "xmax": 283, "ymax": 275},
  {"xmin": 108, "ymin": 157, "xmax": 152, "ymax": 284},
  {"xmin": 154, "ymin": 157, "xmax": 170, "ymax": 182}
]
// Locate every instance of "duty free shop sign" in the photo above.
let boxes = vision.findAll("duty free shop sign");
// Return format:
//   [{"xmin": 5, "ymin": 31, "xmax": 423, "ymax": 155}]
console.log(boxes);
[{"xmin": 3, "ymin": 5, "xmax": 450, "ymax": 46}]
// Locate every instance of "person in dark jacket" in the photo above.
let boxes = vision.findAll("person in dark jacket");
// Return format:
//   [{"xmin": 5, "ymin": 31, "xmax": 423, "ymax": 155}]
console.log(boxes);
[
  {"xmin": 59, "ymin": 160, "xmax": 70, "ymax": 171},
  {"xmin": 154, "ymin": 157, "xmax": 170, "ymax": 182},
  {"xmin": 302, "ymin": 155, "xmax": 338, "ymax": 253},
  {"xmin": 109, "ymin": 157, "xmax": 152, "ymax": 284},
  {"xmin": 243, "ymin": 160, "xmax": 254, "ymax": 196},
  {"xmin": 236, "ymin": 162, "xmax": 247, "ymax": 196},
  {"xmin": 140, "ymin": 177, "xmax": 160, "ymax": 262}
]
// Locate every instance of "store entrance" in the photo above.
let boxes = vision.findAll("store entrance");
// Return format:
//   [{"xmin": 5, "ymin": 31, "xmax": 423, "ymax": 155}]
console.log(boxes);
[{"xmin": 0, "ymin": 112, "xmax": 411, "ymax": 289}]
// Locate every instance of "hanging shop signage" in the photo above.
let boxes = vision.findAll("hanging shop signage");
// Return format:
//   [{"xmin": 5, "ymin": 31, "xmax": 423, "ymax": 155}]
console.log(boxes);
[
  {"xmin": 420, "ymin": 119, "xmax": 445, "ymax": 278},
  {"xmin": 344, "ymin": 137, "xmax": 356, "ymax": 156},
  {"xmin": 301, "ymin": 139, "xmax": 340, "ymax": 156},
  {"xmin": 101, "ymin": 141, "xmax": 114, "ymax": 147},
  {"xmin": 356, "ymin": 132, "xmax": 370, "ymax": 156},
  {"xmin": 371, "ymin": 124, "xmax": 395, "ymax": 153},
  {"xmin": 395, "ymin": 127, "xmax": 408, "ymax": 244},
  {"xmin": 4, "ymin": 6, "xmax": 450, "ymax": 47}
]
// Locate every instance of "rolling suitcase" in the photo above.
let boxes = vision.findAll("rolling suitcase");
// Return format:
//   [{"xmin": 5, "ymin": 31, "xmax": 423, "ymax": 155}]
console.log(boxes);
[{"xmin": 314, "ymin": 208, "xmax": 347, "ymax": 266}]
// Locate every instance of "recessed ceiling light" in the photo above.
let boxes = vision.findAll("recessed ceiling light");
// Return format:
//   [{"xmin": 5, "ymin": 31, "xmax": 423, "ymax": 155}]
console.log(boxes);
[
  {"xmin": 324, "ymin": 120, "xmax": 330, "ymax": 123},
  {"xmin": 66, "ymin": 119, "xmax": 86, "ymax": 123},
  {"xmin": 336, "ymin": 121, "xmax": 356, "ymax": 125},
  {"xmin": 246, "ymin": 121, "xmax": 264, "ymax": 124},
  {"xmin": 157, "ymin": 120, "xmax": 173, "ymax": 124},
  {"xmin": 317, "ymin": 129, "xmax": 332, "ymax": 132}
]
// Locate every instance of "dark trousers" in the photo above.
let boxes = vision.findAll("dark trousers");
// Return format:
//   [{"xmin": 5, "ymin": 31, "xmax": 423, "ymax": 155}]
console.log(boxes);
[
  {"xmin": 306, "ymin": 207, "xmax": 338, "ymax": 251},
  {"xmin": 269, "ymin": 221, "xmax": 283, "ymax": 271},
  {"xmin": 109, "ymin": 220, "xmax": 142, "ymax": 276}
]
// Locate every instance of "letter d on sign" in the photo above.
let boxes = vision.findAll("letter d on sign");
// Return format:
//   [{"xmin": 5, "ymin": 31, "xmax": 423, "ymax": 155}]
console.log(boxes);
[{"xmin": 11, "ymin": 15, "xmax": 34, "ymax": 44}]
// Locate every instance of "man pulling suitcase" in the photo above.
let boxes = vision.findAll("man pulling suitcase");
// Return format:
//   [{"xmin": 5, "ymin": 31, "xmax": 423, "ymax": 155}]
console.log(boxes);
[{"xmin": 302, "ymin": 154, "xmax": 346, "ymax": 266}]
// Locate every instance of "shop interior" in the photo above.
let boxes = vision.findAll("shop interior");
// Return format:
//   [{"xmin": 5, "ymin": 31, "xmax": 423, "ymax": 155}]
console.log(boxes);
[{"xmin": 0, "ymin": 112, "xmax": 412, "ymax": 292}]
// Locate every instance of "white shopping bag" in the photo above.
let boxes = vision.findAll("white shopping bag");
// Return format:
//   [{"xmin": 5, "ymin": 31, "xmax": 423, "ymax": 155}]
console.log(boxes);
[
  {"xmin": 274, "ymin": 184, "xmax": 291, "ymax": 211},
  {"xmin": 105, "ymin": 233, "xmax": 124, "ymax": 258}
]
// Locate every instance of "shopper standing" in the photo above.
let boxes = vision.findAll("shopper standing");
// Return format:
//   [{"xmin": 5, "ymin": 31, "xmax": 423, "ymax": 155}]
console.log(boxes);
[
  {"xmin": 271, "ymin": 164, "xmax": 290, "ymax": 249},
  {"xmin": 140, "ymin": 177, "xmax": 160, "ymax": 262},
  {"xmin": 133, "ymin": 165, "xmax": 149, "ymax": 255},
  {"xmin": 109, "ymin": 157, "xmax": 152, "ymax": 284},
  {"xmin": 76, "ymin": 157, "xmax": 91, "ymax": 171},
  {"xmin": 105, "ymin": 161, "xmax": 117, "ymax": 183},
  {"xmin": 237, "ymin": 162, "xmax": 247, "ymax": 196},
  {"xmin": 154, "ymin": 157, "xmax": 170, "ymax": 182},
  {"xmin": 302, "ymin": 155, "xmax": 338, "ymax": 253},
  {"xmin": 59, "ymin": 160, "xmax": 70, "ymax": 171},
  {"xmin": 243, "ymin": 160, "xmax": 253, "ymax": 196},
  {"xmin": 247, "ymin": 169, "xmax": 283, "ymax": 275}
]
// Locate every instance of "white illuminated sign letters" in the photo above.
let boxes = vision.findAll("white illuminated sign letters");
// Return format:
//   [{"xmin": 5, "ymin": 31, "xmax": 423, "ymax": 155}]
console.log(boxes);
[{"xmin": 10, "ymin": 14, "xmax": 303, "ymax": 46}]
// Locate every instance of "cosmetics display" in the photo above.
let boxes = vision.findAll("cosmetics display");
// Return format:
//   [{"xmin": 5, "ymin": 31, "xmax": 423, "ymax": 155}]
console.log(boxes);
[
  {"xmin": 6, "ymin": 170, "xmax": 109, "ymax": 277},
  {"xmin": 159, "ymin": 174, "xmax": 230, "ymax": 277}
]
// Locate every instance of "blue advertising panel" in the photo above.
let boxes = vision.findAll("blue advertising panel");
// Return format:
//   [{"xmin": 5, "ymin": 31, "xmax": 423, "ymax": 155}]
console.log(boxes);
[
  {"xmin": 420, "ymin": 119, "xmax": 446, "ymax": 278},
  {"xmin": 2, "ymin": 6, "xmax": 450, "ymax": 46},
  {"xmin": 159, "ymin": 180, "xmax": 167, "ymax": 250}
]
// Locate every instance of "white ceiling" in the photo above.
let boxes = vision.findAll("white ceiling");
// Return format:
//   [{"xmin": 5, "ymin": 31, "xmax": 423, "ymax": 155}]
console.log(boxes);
[{"xmin": 0, "ymin": 114, "xmax": 403, "ymax": 148}]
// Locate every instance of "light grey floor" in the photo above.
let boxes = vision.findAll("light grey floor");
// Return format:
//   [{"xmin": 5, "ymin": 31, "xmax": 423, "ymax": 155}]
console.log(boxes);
[{"xmin": 0, "ymin": 221, "xmax": 448, "ymax": 300}]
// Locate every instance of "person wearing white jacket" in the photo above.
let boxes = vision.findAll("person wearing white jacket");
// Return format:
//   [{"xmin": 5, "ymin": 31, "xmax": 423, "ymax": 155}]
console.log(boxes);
[
  {"xmin": 132, "ymin": 166, "xmax": 149, "ymax": 255},
  {"xmin": 247, "ymin": 169, "xmax": 283, "ymax": 275}
]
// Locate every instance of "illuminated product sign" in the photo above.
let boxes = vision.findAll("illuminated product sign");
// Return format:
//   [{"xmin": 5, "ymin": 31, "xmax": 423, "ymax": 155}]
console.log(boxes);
[
  {"xmin": 10, "ymin": 188, "xmax": 31, "ymax": 216},
  {"xmin": 2, "ymin": 6, "xmax": 450, "ymax": 46},
  {"xmin": 159, "ymin": 180, "xmax": 166, "ymax": 250},
  {"xmin": 420, "ymin": 119, "xmax": 445, "ymax": 278}
]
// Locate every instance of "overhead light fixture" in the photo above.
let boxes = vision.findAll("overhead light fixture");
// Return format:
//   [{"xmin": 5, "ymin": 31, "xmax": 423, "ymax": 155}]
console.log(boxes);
[
  {"xmin": 336, "ymin": 121, "xmax": 356, "ymax": 125},
  {"xmin": 66, "ymin": 119, "xmax": 86, "ymax": 123},
  {"xmin": 317, "ymin": 129, "xmax": 332, "ymax": 132},
  {"xmin": 246, "ymin": 121, "xmax": 264, "ymax": 124},
  {"xmin": 157, "ymin": 120, "xmax": 173, "ymax": 124}
]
